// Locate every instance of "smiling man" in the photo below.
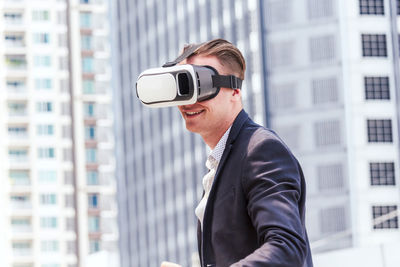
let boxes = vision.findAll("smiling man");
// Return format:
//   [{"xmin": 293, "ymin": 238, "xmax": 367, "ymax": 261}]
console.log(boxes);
[{"xmin": 161, "ymin": 39, "xmax": 313, "ymax": 267}]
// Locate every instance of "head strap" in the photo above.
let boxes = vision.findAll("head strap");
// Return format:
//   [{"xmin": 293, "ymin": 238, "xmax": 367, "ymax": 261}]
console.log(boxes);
[
  {"xmin": 212, "ymin": 75, "xmax": 242, "ymax": 89},
  {"xmin": 162, "ymin": 42, "xmax": 205, "ymax": 67}
]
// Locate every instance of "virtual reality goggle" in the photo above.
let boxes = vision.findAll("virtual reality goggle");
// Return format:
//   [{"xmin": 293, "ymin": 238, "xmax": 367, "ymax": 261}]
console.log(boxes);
[{"xmin": 136, "ymin": 43, "xmax": 243, "ymax": 107}]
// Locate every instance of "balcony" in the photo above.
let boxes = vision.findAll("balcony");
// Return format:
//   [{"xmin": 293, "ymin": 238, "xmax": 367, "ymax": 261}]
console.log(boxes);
[
  {"xmin": 3, "ymin": 12, "xmax": 24, "ymax": 26},
  {"xmin": 11, "ymin": 218, "xmax": 32, "ymax": 233},
  {"xmin": 5, "ymin": 55, "xmax": 27, "ymax": 70},
  {"xmin": 12, "ymin": 241, "xmax": 32, "ymax": 257},
  {"xmin": 8, "ymin": 125, "xmax": 28, "ymax": 139},
  {"xmin": 8, "ymin": 149, "xmax": 29, "ymax": 166},
  {"xmin": 7, "ymin": 80, "xmax": 27, "ymax": 94},
  {"xmin": 8, "ymin": 107, "xmax": 27, "ymax": 119},
  {"xmin": 4, "ymin": 33, "xmax": 25, "ymax": 48},
  {"xmin": 10, "ymin": 197, "xmax": 32, "ymax": 210}
]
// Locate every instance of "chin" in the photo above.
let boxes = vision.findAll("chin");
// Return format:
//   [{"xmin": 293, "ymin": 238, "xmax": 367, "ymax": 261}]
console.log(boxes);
[{"xmin": 184, "ymin": 123, "xmax": 201, "ymax": 134}]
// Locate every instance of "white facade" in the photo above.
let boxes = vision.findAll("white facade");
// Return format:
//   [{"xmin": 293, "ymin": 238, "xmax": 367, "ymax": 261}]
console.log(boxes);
[
  {"xmin": 0, "ymin": 0, "xmax": 118, "ymax": 267},
  {"xmin": 264, "ymin": 0, "xmax": 400, "ymax": 256}
]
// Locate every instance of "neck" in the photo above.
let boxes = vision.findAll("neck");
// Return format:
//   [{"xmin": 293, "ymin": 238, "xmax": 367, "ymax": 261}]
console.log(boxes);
[{"xmin": 201, "ymin": 109, "xmax": 241, "ymax": 149}]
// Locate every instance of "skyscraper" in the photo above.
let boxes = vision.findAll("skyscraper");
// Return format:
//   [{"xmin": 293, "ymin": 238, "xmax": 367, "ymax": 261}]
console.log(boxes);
[
  {"xmin": 112, "ymin": 0, "xmax": 400, "ymax": 266},
  {"xmin": 0, "ymin": 0, "xmax": 118, "ymax": 266},
  {"xmin": 112, "ymin": 1, "xmax": 266, "ymax": 266}
]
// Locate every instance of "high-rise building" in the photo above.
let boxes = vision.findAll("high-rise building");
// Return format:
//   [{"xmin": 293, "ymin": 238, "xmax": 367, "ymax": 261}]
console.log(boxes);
[
  {"xmin": 263, "ymin": 0, "xmax": 400, "ymax": 256},
  {"xmin": 111, "ymin": 1, "xmax": 265, "ymax": 266},
  {"xmin": 0, "ymin": 0, "xmax": 118, "ymax": 267},
  {"xmin": 112, "ymin": 0, "xmax": 400, "ymax": 266}
]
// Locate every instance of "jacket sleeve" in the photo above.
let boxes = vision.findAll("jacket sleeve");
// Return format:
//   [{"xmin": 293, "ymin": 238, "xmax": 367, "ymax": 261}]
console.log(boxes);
[{"xmin": 231, "ymin": 130, "xmax": 308, "ymax": 267}]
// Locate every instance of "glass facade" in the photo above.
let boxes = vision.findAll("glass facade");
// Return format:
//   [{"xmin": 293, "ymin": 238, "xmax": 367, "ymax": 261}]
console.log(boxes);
[
  {"xmin": 113, "ymin": 0, "xmax": 400, "ymax": 266},
  {"xmin": 112, "ymin": 0, "xmax": 265, "ymax": 266}
]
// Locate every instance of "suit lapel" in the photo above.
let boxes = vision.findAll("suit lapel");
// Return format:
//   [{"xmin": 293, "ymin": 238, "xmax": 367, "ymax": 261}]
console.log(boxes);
[{"xmin": 200, "ymin": 109, "xmax": 249, "ymax": 264}]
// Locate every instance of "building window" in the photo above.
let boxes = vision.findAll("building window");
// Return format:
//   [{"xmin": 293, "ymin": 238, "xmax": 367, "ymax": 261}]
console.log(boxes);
[
  {"xmin": 6, "ymin": 55, "xmax": 27, "ymax": 70},
  {"xmin": 362, "ymin": 34, "xmax": 387, "ymax": 57},
  {"xmin": 60, "ymin": 79, "xmax": 69, "ymax": 92},
  {"xmin": 38, "ymin": 148, "xmax": 55, "ymax": 159},
  {"xmin": 309, "ymin": 35, "xmax": 336, "ymax": 63},
  {"xmin": 32, "ymin": 10, "xmax": 50, "ymax": 21},
  {"xmin": 84, "ymin": 103, "xmax": 95, "ymax": 117},
  {"xmin": 10, "ymin": 170, "xmax": 30, "ymax": 185},
  {"xmin": 370, "ymin": 162, "xmax": 395, "ymax": 185},
  {"xmin": 80, "ymin": 12, "xmax": 92, "ymax": 28},
  {"xmin": 397, "ymin": 0, "xmax": 400, "ymax": 15},
  {"xmin": 312, "ymin": 77, "xmax": 338, "ymax": 104},
  {"xmin": 33, "ymin": 33, "xmax": 50, "ymax": 44},
  {"xmin": 38, "ymin": 170, "xmax": 57, "ymax": 183},
  {"xmin": 314, "ymin": 120, "xmax": 341, "ymax": 147},
  {"xmin": 41, "ymin": 240, "xmax": 59, "ymax": 252},
  {"xmin": 10, "ymin": 195, "xmax": 30, "ymax": 207},
  {"xmin": 4, "ymin": 12, "xmax": 23, "ymax": 23},
  {"xmin": 359, "ymin": 0, "xmax": 384, "ymax": 15},
  {"xmin": 66, "ymin": 217, "xmax": 75, "ymax": 231},
  {"xmin": 6, "ymin": 79, "xmax": 25, "ymax": 91},
  {"xmin": 8, "ymin": 149, "xmax": 28, "ymax": 162},
  {"xmin": 82, "ymin": 57, "xmax": 94, "ymax": 72},
  {"xmin": 372, "ymin": 205, "xmax": 398, "ymax": 229},
  {"xmin": 307, "ymin": 0, "xmax": 334, "ymax": 20},
  {"xmin": 42, "ymin": 264, "xmax": 60, "ymax": 267},
  {"xmin": 8, "ymin": 102, "xmax": 27, "ymax": 116},
  {"xmin": 88, "ymin": 216, "xmax": 100, "ymax": 232},
  {"xmin": 367, "ymin": 119, "xmax": 393, "ymax": 142},
  {"xmin": 317, "ymin": 163, "xmax": 344, "ymax": 191},
  {"xmin": 8, "ymin": 125, "xmax": 27, "ymax": 138},
  {"xmin": 34, "ymin": 55, "xmax": 51, "ymax": 67},
  {"xmin": 5, "ymin": 34, "xmax": 24, "ymax": 47},
  {"xmin": 12, "ymin": 241, "xmax": 31, "ymax": 256},
  {"xmin": 86, "ymin": 148, "xmax": 97, "ymax": 163},
  {"xmin": 36, "ymin": 102, "xmax": 53, "ymax": 113},
  {"xmin": 87, "ymin": 171, "xmax": 99, "ymax": 185},
  {"xmin": 83, "ymin": 80, "xmax": 95, "ymax": 94},
  {"xmin": 40, "ymin": 194, "xmax": 57, "ymax": 205},
  {"xmin": 40, "ymin": 217, "xmax": 58, "ymax": 228},
  {"xmin": 364, "ymin": 76, "xmax": 390, "ymax": 100},
  {"xmin": 320, "ymin": 206, "xmax": 347, "ymax": 234},
  {"xmin": 35, "ymin": 78, "xmax": 52, "ymax": 90},
  {"xmin": 85, "ymin": 125, "xmax": 96, "ymax": 140},
  {"xmin": 37, "ymin": 124, "xmax": 54, "ymax": 135},
  {"xmin": 81, "ymin": 35, "xmax": 92, "ymax": 50},
  {"xmin": 89, "ymin": 239, "xmax": 100, "ymax": 253},
  {"xmin": 11, "ymin": 218, "xmax": 31, "ymax": 229},
  {"xmin": 88, "ymin": 194, "xmax": 98, "ymax": 208},
  {"xmin": 59, "ymin": 57, "xmax": 68, "ymax": 70}
]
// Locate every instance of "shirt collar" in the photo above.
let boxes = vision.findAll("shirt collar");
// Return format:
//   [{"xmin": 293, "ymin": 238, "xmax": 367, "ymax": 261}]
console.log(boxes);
[{"xmin": 206, "ymin": 126, "xmax": 231, "ymax": 170}]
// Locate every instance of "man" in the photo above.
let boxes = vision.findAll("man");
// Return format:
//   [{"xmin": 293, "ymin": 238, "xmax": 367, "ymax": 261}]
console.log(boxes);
[{"xmin": 161, "ymin": 39, "xmax": 313, "ymax": 267}]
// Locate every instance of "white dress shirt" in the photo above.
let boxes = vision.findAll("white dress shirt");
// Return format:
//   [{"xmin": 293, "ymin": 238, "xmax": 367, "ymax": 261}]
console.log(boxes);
[{"xmin": 195, "ymin": 127, "xmax": 231, "ymax": 229}]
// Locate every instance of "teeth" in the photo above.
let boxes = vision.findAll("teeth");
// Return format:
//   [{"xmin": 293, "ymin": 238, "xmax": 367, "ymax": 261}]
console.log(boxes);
[{"xmin": 186, "ymin": 111, "xmax": 202, "ymax": 115}]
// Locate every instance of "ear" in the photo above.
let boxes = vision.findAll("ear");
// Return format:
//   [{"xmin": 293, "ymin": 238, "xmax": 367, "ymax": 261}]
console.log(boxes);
[{"xmin": 231, "ymin": 89, "xmax": 241, "ymax": 102}]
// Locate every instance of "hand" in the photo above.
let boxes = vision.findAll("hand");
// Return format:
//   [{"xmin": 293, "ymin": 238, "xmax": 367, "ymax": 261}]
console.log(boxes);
[{"xmin": 160, "ymin": 261, "xmax": 182, "ymax": 267}]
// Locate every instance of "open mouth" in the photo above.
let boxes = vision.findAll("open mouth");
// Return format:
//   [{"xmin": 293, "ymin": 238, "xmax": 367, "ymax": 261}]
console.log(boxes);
[{"xmin": 185, "ymin": 110, "xmax": 204, "ymax": 117}]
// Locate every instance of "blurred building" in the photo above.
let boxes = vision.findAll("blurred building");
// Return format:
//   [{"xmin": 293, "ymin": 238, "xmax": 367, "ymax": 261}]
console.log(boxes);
[
  {"xmin": 111, "ymin": 0, "xmax": 266, "ymax": 266},
  {"xmin": 0, "ymin": 0, "xmax": 118, "ymax": 267},
  {"xmin": 112, "ymin": 0, "xmax": 400, "ymax": 266}
]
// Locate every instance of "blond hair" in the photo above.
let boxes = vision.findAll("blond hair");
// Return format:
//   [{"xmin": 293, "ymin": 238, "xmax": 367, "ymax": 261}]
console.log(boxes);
[{"xmin": 182, "ymin": 38, "xmax": 246, "ymax": 80}]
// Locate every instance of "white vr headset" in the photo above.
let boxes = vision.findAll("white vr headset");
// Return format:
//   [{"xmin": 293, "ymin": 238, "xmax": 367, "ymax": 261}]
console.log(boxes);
[{"xmin": 136, "ymin": 43, "xmax": 243, "ymax": 107}]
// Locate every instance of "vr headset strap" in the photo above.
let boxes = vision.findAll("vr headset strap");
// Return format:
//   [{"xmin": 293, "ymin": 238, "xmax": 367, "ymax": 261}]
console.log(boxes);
[
  {"xmin": 212, "ymin": 75, "xmax": 243, "ymax": 89},
  {"xmin": 162, "ymin": 43, "xmax": 205, "ymax": 67}
]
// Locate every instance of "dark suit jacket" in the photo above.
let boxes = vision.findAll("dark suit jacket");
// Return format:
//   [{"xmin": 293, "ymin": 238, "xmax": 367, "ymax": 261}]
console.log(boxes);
[{"xmin": 197, "ymin": 110, "xmax": 313, "ymax": 267}]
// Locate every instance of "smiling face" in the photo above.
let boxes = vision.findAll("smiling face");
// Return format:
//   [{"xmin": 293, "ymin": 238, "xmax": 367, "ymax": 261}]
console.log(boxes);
[{"xmin": 177, "ymin": 55, "xmax": 242, "ymax": 148}]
